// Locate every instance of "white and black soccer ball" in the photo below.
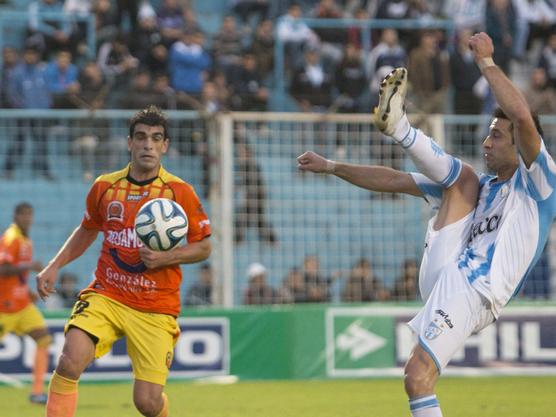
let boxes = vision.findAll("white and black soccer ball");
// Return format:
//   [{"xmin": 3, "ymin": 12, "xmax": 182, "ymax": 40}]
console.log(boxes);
[{"xmin": 134, "ymin": 198, "xmax": 188, "ymax": 251}]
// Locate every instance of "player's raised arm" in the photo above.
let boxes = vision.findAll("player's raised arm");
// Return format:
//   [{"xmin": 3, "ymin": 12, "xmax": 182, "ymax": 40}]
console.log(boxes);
[
  {"xmin": 469, "ymin": 32, "xmax": 541, "ymax": 166},
  {"xmin": 36, "ymin": 225, "xmax": 98, "ymax": 299},
  {"xmin": 296, "ymin": 151, "xmax": 423, "ymax": 196}
]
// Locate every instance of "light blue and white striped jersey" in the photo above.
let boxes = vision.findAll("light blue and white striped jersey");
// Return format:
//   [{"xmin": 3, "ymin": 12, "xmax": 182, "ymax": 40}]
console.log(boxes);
[{"xmin": 412, "ymin": 140, "xmax": 556, "ymax": 317}]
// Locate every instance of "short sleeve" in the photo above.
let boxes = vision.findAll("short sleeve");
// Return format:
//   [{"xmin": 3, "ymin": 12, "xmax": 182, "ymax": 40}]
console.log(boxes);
[
  {"xmin": 81, "ymin": 181, "xmax": 104, "ymax": 230},
  {"xmin": 410, "ymin": 172, "xmax": 443, "ymax": 210},
  {"xmin": 519, "ymin": 139, "xmax": 556, "ymax": 202},
  {"xmin": 175, "ymin": 184, "xmax": 211, "ymax": 243},
  {"xmin": 0, "ymin": 236, "xmax": 18, "ymax": 265}
]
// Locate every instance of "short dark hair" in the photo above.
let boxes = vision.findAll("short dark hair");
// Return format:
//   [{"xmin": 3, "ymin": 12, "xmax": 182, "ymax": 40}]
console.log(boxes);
[
  {"xmin": 493, "ymin": 107, "xmax": 544, "ymax": 138},
  {"xmin": 129, "ymin": 105, "xmax": 168, "ymax": 139},
  {"xmin": 14, "ymin": 201, "xmax": 32, "ymax": 215}
]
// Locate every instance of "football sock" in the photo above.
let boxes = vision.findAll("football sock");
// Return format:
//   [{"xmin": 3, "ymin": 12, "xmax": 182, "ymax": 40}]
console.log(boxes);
[
  {"xmin": 32, "ymin": 345, "xmax": 49, "ymax": 395},
  {"xmin": 155, "ymin": 392, "xmax": 169, "ymax": 417},
  {"xmin": 46, "ymin": 371, "xmax": 78, "ymax": 417},
  {"xmin": 409, "ymin": 395, "xmax": 443, "ymax": 417},
  {"xmin": 391, "ymin": 115, "xmax": 462, "ymax": 188}
]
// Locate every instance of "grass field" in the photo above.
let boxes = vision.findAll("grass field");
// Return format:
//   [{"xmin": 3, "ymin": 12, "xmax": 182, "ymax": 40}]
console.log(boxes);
[{"xmin": 3, "ymin": 376, "xmax": 556, "ymax": 417}]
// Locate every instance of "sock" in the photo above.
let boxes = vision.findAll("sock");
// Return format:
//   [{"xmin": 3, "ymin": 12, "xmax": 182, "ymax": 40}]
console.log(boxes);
[
  {"xmin": 391, "ymin": 115, "xmax": 462, "ymax": 188},
  {"xmin": 46, "ymin": 371, "xmax": 79, "ymax": 417},
  {"xmin": 409, "ymin": 395, "xmax": 443, "ymax": 417},
  {"xmin": 155, "ymin": 392, "xmax": 169, "ymax": 417},
  {"xmin": 32, "ymin": 345, "xmax": 49, "ymax": 395}
]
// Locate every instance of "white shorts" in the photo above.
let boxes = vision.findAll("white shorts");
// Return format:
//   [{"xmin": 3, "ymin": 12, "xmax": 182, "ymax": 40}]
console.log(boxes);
[
  {"xmin": 419, "ymin": 211, "xmax": 474, "ymax": 301},
  {"xmin": 408, "ymin": 263, "xmax": 494, "ymax": 372}
]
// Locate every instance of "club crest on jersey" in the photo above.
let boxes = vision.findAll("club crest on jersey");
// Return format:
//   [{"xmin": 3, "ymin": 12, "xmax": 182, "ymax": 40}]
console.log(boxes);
[
  {"xmin": 424, "ymin": 320, "xmax": 443, "ymax": 340},
  {"xmin": 107, "ymin": 201, "xmax": 124, "ymax": 222}
]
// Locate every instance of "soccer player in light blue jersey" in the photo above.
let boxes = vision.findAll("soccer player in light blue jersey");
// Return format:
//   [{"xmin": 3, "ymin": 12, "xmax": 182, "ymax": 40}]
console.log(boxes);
[{"xmin": 297, "ymin": 32, "xmax": 556, "ymax": 417}]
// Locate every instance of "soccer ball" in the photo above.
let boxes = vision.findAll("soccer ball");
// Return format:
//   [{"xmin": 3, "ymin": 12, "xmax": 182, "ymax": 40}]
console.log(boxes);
[{"xmin": 134, "ymin": 198, "xmax": 188, "ymax": 251}]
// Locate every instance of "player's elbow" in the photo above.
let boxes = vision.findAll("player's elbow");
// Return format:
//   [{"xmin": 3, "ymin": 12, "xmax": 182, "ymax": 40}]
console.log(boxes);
[{"xmin": 197, "ymin": 238, "xmax": 212, "ymax": 261}]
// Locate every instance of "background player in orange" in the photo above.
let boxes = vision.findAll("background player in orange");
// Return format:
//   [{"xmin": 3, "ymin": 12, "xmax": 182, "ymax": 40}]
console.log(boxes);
[
  {"xmin": 36, "ymin": 105, "xmax": 212, "ymax": 417},
  {"xmin": 0, "ymin": 202, "xmax": 51, "ymax": 404}
]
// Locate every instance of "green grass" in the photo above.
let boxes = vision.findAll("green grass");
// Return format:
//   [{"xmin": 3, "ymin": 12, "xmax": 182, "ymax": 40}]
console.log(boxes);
[{"xmin": 3, "ymin": 376, "xmax": 556, "ymax": 417}]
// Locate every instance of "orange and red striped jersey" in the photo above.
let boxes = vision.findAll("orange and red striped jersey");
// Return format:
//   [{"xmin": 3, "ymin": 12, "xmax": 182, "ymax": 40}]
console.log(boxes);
[
  {"xmin": 81, "ymin": 165, "xmax": 211, "ymax": 316},
  {"xmin": 0, "ymin": 224, "xmax": 33, "ymax": 313}
]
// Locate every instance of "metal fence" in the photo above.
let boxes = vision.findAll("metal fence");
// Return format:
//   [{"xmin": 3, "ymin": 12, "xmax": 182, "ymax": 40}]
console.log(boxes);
[{"xmin": 0, "ymin": 110, "xmax": 554, "ymax": 307}]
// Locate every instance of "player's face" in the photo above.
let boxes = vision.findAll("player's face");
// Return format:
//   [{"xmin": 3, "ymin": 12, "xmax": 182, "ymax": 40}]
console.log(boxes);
[
  {"xmin": 128, "ymin": 124, "xmax": 169, "ymax": 179},
  {"xmin": 482, "ymin": 118, "xmax": 519, "ymax": 176},
  {"xmin": 14, "ymin": 208, "xmax": 33, "ymax": 234}
]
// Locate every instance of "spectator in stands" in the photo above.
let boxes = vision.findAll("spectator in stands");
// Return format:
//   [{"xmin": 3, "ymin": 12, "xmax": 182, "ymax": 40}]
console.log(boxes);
[
  {"xmin": 278, "ymin": 267, "xmax": 307, "ymax": 303},
  {"xmin": 96, "ymin": 33, "xmax": 139, "ymax": 88},
  {"xmin": 276, "ymin": 3, "xmax": 319, "ymax": 70},
  {"xmin": 231, "ymin": 0, "xmax": 270, "ymax": 24},
  {"xmin": 44, "ymin": 271, "xmax": 80, "ymax": 309},
  {"xmin": 523, "ymin": 67, "xmax": 556, "ymax": 115},
  {"xmin": 513, "ymin": 0, "xmax": 556, "ymax": 56},
  {"xmin": 152, "ymin": 73, "xmax": 177, "ymax": 110},
  {"xmin": 408, "ymin": 30, "xmax": 450, "ymax": 115},
  {"xmin": 310, "ymin": 0, "xmax": 346, "ymax": 65},
  {"xmin": 156, "ymin": 0, "xmax": 186, "ymax": 48},
  {"xmin": 212, "ymin": 15, "xmax": 245, "ymax": 75},
  {"xmin": 199, "ymin": 79, "xmax": 227, "ymax": 114},
  {"xmin": 538, "ymin": 32, "xmax": 556, "ymax": 89},
  {"xmin": 342, "ymin": 258, "xmax": 390, "ymax": 302},
  {"xmin": 45, "ymin": 49, "xmax": 80, "ymax": 109},
  {"xmin": 169, "ymin": 29, "xmax": 211, "ymax": 100},
  {"xmin": 334, "ymin": 43, "xmax": 368, "ymax": 113},
  {"xmin": 27, "ymin": 0, "xmax": 74, "ymax": 59},
  {"xmin": 185, "ymin": 264, "xmax": 213, "ymax": 306},
  {"xmin": 234, "ymin": 141, "xmax": 277, "ymax": 244},
  {"xmin": 391, "ymin": 258, "xmax": 419, "ymax": 301},
  {"xmin": 301, "ymin": 255, "xmax": 331, "ymax": 303},
  {"xmin": 75, "ymin": 61, "xmax": 109, "ymax": 110},
  {"xmin": 367, "ymin": 29, "xmax": 407, "ymax": 106},
  {"xmin": 485, "ymin": 0, "xmax": 516, "ymax": 75},
  {"xmin": 1, "ymin": 46, "xmax": 19, "ymax": 108},
  {"xmin": 131, "ymin": 10, "xmax": 165, "ymax": 72},
  {"xmin": 442, "ymin": 0, "xmax": 486, "ymax": 31},
  {"xmin": 3, "ymin": 45, "xmax": 54, "ymax": 181},
  {"xmin": 251, "ymin": 19, "xmax": 275, "ymax": 79},
  {"xmin": 243, "ymin": 262, "xmax": 276, "ymax": 304},
  {"xmin": 63, "ymin": 0, "xmax": 93, "ymax": 56},
  {"xmin": 119, "ymin": 68, "xmax": 154, "ymax": 109},
  {"xmin": 114, "ymin": 0, "xmax": 141, "ymax": 36},
  {"xmin": 229, "ymin": 52, "xmax": 269, "ymax": 111},
  {"xmin": 289, "ymin": 45, "xmax": 334, "ymax": 112},
  {"xmin": 92, "ymin": 0, "xmax": 119, "ymax": 46},
  {"xmin": 450, "ymin": 28, "xmax": 484, "ymax": 154}
]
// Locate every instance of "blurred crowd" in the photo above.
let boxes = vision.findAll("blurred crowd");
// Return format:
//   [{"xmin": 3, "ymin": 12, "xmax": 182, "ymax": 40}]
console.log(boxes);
[{"xmin": 1, "ymin": 0, "xmax": 556, "ymax": 116}]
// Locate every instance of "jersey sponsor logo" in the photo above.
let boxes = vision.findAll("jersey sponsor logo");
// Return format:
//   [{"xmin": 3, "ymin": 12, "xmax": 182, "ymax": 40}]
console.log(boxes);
[
  {"xmin": 435, "ymin": 309, "xmax": 454, "ymax": 329},
  {"xmin": 199, "ymin": 219, "xmax": 211, "ymax": 228},
  {"xmin": 104, "ymin": 267, "xmax": 156, "ymax": 293},
  {"xmin": 127, "ymin": 191, "xmax": 149, "ymax": 202},
  {"xmin": 107, "ymin": 201, "xmax": 124, "ymax": 222},
  {"xmin": 468, "ymin": 214, "xmax": 502, "ymax": 243},
  {"xmin": 106, "ymin": 227, "xmax": 143, "ymax": 249}
]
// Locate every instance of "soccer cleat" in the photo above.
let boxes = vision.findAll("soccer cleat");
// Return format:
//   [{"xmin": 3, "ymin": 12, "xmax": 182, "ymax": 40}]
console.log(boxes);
[
  {"xmin": 373, "ymin": 67, "xmax": 408, "ymax": 136},
  {"xmin": 29, "ymin": 393, "xmax": 48, "ymax": 404}
]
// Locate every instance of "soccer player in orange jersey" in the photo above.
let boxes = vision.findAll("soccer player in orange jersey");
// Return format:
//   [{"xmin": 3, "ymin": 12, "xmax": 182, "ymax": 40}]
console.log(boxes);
[
  {"xmin": 36, "ymin": 106, "xmax": 212, "ymax": 417},
  {"xmin": 0, "ymin": 202, "xmax": 51, "ymax": 404}
]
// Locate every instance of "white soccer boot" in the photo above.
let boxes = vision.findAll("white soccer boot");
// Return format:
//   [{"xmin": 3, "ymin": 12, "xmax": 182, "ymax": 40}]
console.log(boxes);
[{"xmin": 373, "ymin": 67, "xmax": 408, "ymax": 136}]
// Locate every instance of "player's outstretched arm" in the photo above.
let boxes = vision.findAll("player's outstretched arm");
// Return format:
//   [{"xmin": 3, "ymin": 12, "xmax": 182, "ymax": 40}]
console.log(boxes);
[
  {"xmin": 36, "ymin": 225, "xmax": 98, "ymax": 300},
  {"xmin": 139, "ymin": 236, "xmax": 211, "ymax": 270},
  {"xmin": 469, "ymin": 32, "xmax": 540, "ymax": 166},
  {"xmin": 297, "ymin": 151, "xmax": 423, "ymax": 196}
]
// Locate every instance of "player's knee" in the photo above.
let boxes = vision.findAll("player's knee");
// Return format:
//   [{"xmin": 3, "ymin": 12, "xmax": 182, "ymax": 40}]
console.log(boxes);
[
  {"xmin": 403, "ymin": 351, "xmax": 438, "ymax": 397},
  {"xmin": 35, "ymin": 333, "xmax": 52, "ymax": 348},
  {"xmin": 56, "ymin": 352, "xmax": 89, "ymax": 380},
  {"xmin": 134, "ymin": 394, "xmax": 160, "ymax": 417}
]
